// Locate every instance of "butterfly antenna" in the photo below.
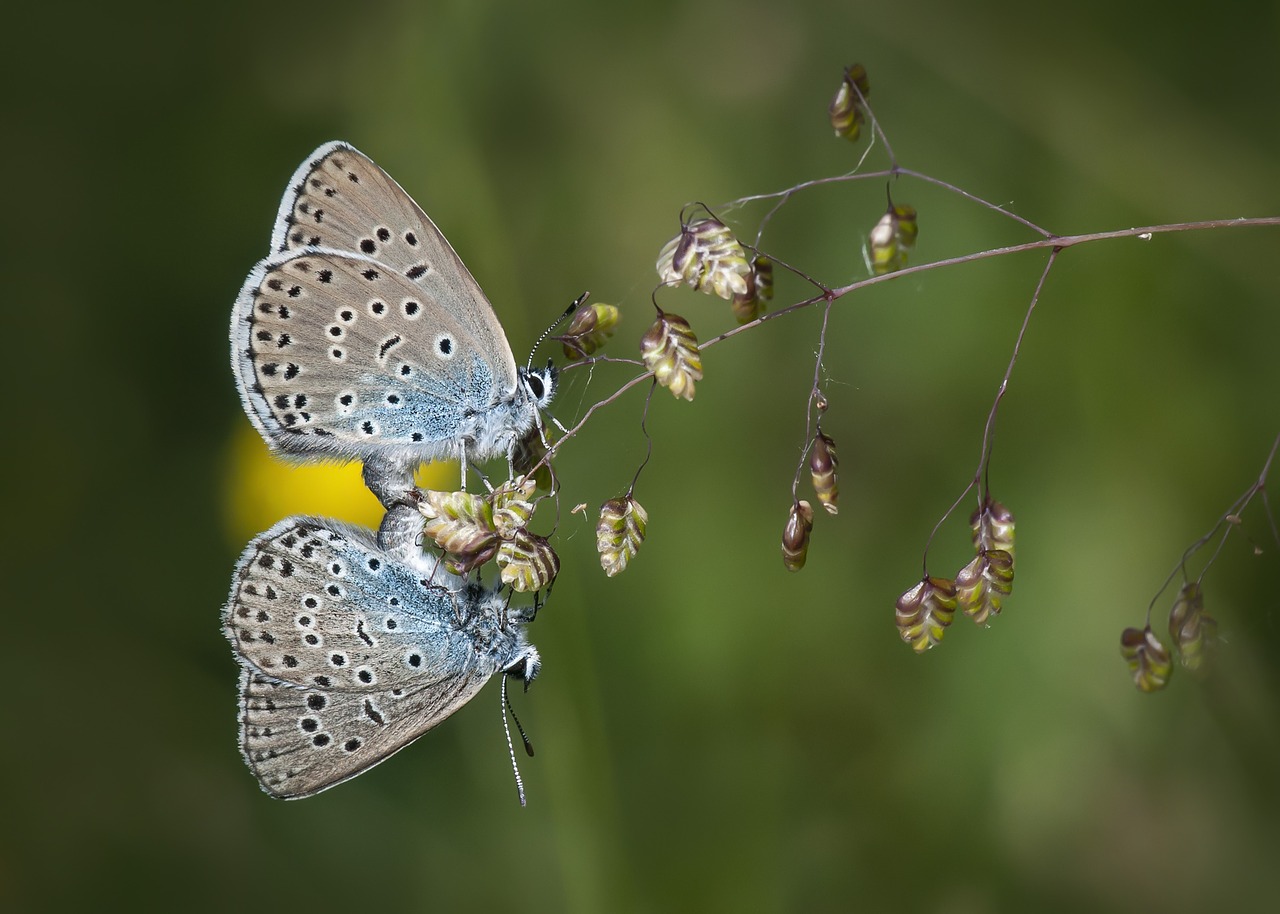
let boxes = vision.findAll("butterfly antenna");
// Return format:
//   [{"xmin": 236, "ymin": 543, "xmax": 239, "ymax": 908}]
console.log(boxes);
[
  {"xmin": 527, "ymin": 291, "xmax": 589, "ymax": 369},
  {"xmin": 501, "ymin": 675, "xmax": 533, "ymax": 806},
  {"xmin": 506, "ymin": 679, "xmax": 535, "ymax": 751}
]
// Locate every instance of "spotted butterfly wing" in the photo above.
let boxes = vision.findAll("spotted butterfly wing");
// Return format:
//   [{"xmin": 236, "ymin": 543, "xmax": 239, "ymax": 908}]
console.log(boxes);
[
  {"xmin": 223, "ymin": 516, "xmax": 539, "ymax": 799},
  {"xmin": 231, "ymin": 142, "xmax": 540, "ymax": 475}
]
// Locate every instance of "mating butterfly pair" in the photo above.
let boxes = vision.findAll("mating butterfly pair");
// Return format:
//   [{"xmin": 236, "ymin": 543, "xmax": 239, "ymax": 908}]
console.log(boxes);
[{"xmin": 224, "ymin": 142, "xmax": 554, "ymax": 799}]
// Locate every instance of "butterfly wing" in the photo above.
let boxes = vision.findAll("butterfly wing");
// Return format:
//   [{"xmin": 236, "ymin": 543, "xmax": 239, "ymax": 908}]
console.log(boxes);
[
  {"xmin": 231, "ymin": 141, "xmax": 526, "ymax": 465},
  {"xmin": 271, "ymin": 141, "xmax": 519, "ymax": 387},
  {"xmin": 233, "ymin": 250, "xmax": 515, "ymax": 464},
  {"xmin": 224, "ymin": 517, "xmax": 525, "ymax": 799},
  {"xmin": 234, "ymin": 668, "xmax": 494, "ymax": 799}
]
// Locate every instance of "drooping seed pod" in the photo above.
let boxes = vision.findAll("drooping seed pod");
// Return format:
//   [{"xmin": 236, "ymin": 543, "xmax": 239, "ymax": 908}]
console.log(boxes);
[
  {"xmin": 498, "ymin": 529, "xmax": 560, "ymax": 593},
  {"xmin": 970, "ymin": 497, "xmax": 1016, "ymax": 564},
  {"xmin": 893, "ymin": 204, "xmax": 918, "ymax": 250},
  {"xmin": 809, "ymin": 431, "xmax": 840, "ymax": 515},
  {"xmin": 829, "ymin": 64, "xmax": 871, "ymax": 141},
  {"xmin": 491, "ymin": 476, "xmax": 537, "ymax": 540},
  {"xmin": 731, "ymin": 256, "xmax": 775, "ymax": 324},
  {"xmin": 656, "ymin": 226, "xmax": 691, "ymax": 285},
  {"xmin": 418, "ymin": 489, "xmax": 498, "ymax": 570},
  {"xmin": 1120, "ymin": 626, "xmax": 1173, "ymax": 692},
  {"xmin": 751, "ymin": 255, "xmax": 774, "ymax": 300},
  {"xmin": 656, "ymin": 218, "xmax": 752, "ymax": 301},
  {"xmin": 863, "ymin": 203, "xmax": 919, "ymax": 276},
  {"xmin": 511, "ymin": 428, "xmax": 555, "ymax": 492},
  {"xmin": 955, "ymin": 549, "xmax": 1014, "ymax": 627},
  {"xmin": 895, "ymin": 576, "xmax": 958, "ymax": 653},
  {"xmin": 596, "ymin": 495, "xmax": 649, "ymax": 577},
  {"xmin": 781, "ymin": 500, "xmax": 815, "ymax": 572},
  {"xmin": 441, "ymin": 541, "xmax": 501, "ymax": 576},
  {"xmin": 1168, "ymin": 581, "xmax": 1217, "ymax": 673},
  {"xmin": 560, "ymin": 302, "xmax": 620, "ymax": 361},
  {"xmin": 641, "ymin": 311, "xmax": 703, "ymax": 401}
]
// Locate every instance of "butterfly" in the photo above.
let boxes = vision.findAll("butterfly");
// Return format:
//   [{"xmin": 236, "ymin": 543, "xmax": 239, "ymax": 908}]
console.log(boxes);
[
  {"xmin": 230, "ymin": 142, "xmax": 556, "ymax": 507},
  {"xmin": 223, "ymin": 515, "xmax": 540, "ymax": 800}
]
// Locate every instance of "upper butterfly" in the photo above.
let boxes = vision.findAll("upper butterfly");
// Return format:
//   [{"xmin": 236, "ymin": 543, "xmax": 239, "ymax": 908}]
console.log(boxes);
[{"xmin": 231, "ymin": 142, "xmax": 556, "ymax": 505}]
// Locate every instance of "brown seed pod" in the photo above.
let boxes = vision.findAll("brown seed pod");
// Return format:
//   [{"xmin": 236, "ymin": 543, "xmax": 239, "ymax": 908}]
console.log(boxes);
[
  {"xmin": 955, "ymin": 549, "xmax": 1014, "ymax": 627},
  {"xmin": 895, "ymin": 576, "xmax": 958, "ymax": 653},
  {"xmin": 641, "ymin": 311, "xmax": 703, "ymax": 401},
  {"xmin": 498, "ymin": 529, "xmax": 560, "ymax": 593},
  {"xmin": 417, "ymin": 489, "xmax": 498, "ymax": 570},
  {"xmin": 809, "ymin": 431, "xmax": 840, "ymax": 515},
  {"xmin": 781, "ymin": 500, "xmax": 815, "ymax": 572},
  {"xmin": 511, "ymin": 429, "xmax": 556, "ymax": 492},
  {"xmin": 560, "ymin": 302, "xmax": 619, "ymax": 361},
  {"xmin": 597, "ymin": 495, "xmax": 649, "ymax": 577},
  {"xmin": 491, "ymin": 476, "xmax": 537, "ymax": 540},
  {"xmin": 970, "ymin": 497, "xmax": 1015, "ymax": 563},
  {"xmin": 656, "ymin": 218, "xmax": 751, "ymax": 301}
]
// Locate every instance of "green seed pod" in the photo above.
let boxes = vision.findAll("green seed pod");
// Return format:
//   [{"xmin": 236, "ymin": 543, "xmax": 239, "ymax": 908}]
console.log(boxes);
[
  {"xmin": 731, "ymin": 256, "xmax": 774, "ymax": 324},
  {"xmin": 970, "ymin": 497, "xmax": 1015, "ymax": 563},
  {"xmin": 491, "ymin": 476, "xmax": 537, "ymax": 540},
  {"xmin": 829, "ymin": 64, "xmax": 871, "ymax": 141},
  {"xmin": 511, "ymin": 429, "xmax": 555, "ymax": 492},
  {"xmin": 1120, "ymin": 626, "xmax": 1173, "ymax": 692},
  {"xmin": 641, "ymin": 311, "xmax": 703, "ymax": 401},
  {"xmin": 955, "ymin": 549, "xmax": 1014, "ymax": 626},
  {"xmin": 656, "ymin": 218, "xmax": 751, "ymax": 301},
  {"xmin": 1168, "ymin": 581, "xmax": 1217, "ymax": 672},
  {"xmin": 895, "ymin": 576, "xmax": 958, "ymax": 653},
  {"xmin": 498, "ymin": 529, "xmax": 560, "ymax": 593},
  {"xmin": 863, "ymin": 203, "xmax": 919, "ymax": 276},
  {"xmin": 561, "ymin": 302, "xmax": 620, "ymax": 360},
  {"xmin": 418, "ymin": 489, "xmax": 497, "ymax": 569},
  {"xmin": 597, "ymin": 495, "xmax": 649, "ymax": 577}
]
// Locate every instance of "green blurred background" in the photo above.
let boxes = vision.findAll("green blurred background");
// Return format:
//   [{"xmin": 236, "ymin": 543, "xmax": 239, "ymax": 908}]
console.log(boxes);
[{"xmin": 7, "ymin": 1, "xmax": 1279, "ymax": 911}]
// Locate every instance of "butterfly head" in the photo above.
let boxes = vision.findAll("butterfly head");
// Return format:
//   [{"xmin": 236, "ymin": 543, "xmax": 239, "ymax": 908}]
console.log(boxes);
[
  {"xmin": 505, "ymin": 645, "xmax": 541, "ymax": 690},
  {"xmin": 519, "ymin": 359, "xmax": 557, "ymax": 411}
]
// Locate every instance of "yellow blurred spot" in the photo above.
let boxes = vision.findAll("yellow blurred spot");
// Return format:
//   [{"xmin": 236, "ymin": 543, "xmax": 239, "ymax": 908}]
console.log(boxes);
[{"xmin": 222, "ymin": 426, "xmax": 458, "ymax": 544}]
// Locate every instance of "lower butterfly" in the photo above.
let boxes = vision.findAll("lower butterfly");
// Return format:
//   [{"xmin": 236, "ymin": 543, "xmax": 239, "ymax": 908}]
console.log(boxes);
[{"xmin": 223, "ymin": 516, "xmax": 540, "ymax": 800}]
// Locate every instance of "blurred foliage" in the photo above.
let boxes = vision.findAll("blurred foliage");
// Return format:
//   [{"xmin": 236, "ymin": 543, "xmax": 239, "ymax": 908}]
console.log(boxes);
[{"xmin": 6, "ymin": 0, "xmax": 1279, "ymax": 912}]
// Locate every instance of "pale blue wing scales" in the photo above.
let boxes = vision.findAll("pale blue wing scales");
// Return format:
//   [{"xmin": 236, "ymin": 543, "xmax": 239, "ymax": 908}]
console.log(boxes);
[
  {"xmin": 224, "ymin": 517, "xmax": 516, "ymax": 691},
  {"xmin": 231, "ymin": 250, "xmax": 503, "ymax": 465},
  {"xmin": 223, "ymin": 517, "xmax": 523, "ymax": 799}
]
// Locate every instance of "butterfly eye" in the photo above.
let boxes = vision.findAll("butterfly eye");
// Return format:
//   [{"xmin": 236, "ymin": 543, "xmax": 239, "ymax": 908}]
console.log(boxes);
[
  {"xmin": 505, "ymin": 648, "xmax": 541, "ymax": 685},
  {"xmin": 521, "ymin": 361, "xmax": 557, "ymax": 408}
]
